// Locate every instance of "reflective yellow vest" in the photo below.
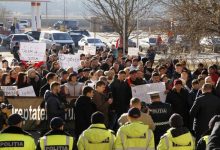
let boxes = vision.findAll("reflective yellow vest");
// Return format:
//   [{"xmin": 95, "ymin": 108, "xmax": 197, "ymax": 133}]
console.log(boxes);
[
  {"xmin": 157, "ymin": 128, "xmax": 195, "ymax": 150},
  {"xmin": 202, "ymin": 135, "xmax": 209, "ymax": 145},
  {"xmin": 114, "ymin": 121, "xmax": 155, "ymax": 150},
  {"xmin": 77, "ymin": 124, "xmax": 115, "ymax": 150},
  {"xmin": 40, "ymin": 134, "xmax": 73, "ymax": 150},
  {"xmin": 0, "ymin": 133, "xmax": 35, "ymax": 150}
]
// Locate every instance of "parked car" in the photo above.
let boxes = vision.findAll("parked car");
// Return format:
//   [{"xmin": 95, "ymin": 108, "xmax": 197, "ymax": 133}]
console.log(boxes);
[
  {"xmin": 78, "ymin": 37, "xmax": 106, "ymax": 49},
  {"xmin": 200, "ymin": 36, "xmax": 220, "ymax": 53},
  {"xmin": 68, "ymin": 32, "xmax": 84, "ymax": 47},
  {"xmin": 2, "ymin": 34, "xmax": 36, "ymax": 51},
  {"xmin": 69, "ymin": 30, "xmax": 90, "ymax": 37},
  {"xmin": 53, "ymin": 20, "xmax": 78, "ymax": 30},
  {"xmin": 39, "ymin": 30, "xmax": 74, "ymax": 49},
  {"xmin": 107, "ymin": 38, "xmax": 136, "ymax": 48},
  {"xmin": 139, "ymin": 38, "xmax": 150, "ymax": 51},
  {"xmin": 19, "ymin": 20, "xmax": 30, "ymax": 28},
  {"xmin": 25, "ymin": 31, "xmax": 41, "ymax": 40}
]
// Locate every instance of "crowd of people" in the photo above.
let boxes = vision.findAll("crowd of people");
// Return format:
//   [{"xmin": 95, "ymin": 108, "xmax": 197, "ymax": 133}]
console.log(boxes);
[{"xmin": 0, "ymin": 43, "xmax": 220, "ymax": 149}]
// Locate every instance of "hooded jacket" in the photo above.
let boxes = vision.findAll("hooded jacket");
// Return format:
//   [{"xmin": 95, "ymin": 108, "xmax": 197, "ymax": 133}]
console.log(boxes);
[{"xmin": 207, "ymin": 122, "xmax": 220, "ymax": 150}]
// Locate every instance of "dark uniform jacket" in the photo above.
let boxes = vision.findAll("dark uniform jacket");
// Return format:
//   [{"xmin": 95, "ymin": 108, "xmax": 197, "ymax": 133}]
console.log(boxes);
[
  {"xmin": 74, "ymin": 95, "xmax": 97, "ymax": 138},
  {"xmin": 190, "ymin": 93, "xmax": 220, "ymax": 141},
  {"xmin": 207, "ymin": 122, "xmax": 220, "ymax": 150},
  {"xmin": 36, "ymin": 129, "xmax": 74, "ymax": 150},
  {"xmin": 147, "ymin": 101, "xmax": 173, "ymax": 145},
  {"xmin": 166, "ymin": 88, "xmax": 189, "ymax": 128}
]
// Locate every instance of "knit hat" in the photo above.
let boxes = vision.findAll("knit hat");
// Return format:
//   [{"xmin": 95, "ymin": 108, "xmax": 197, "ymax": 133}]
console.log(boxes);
[
  {"xmin": 169, "ymin": 113, "xmax": 184, "ymax": 128},
  {"xmin": 91, "ymin": 111, "xmax": 105, "ymax": 124},
  {"xmin": 128, "ymin": 108, "xmax": 141, "ymax": 118}
]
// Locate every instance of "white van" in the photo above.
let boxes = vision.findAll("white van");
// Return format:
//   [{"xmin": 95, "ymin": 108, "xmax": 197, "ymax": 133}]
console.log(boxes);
[{"xmin": 39, "ymin": 30, "xmax": 75, "ymax": 49}]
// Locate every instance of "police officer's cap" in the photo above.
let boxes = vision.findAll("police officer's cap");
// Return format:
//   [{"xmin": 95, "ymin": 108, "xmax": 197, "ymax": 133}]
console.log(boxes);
[
  {"xmin": 128, "ymin": 108, "xmax": 141, "ymax": 118},
  {"xmin": 50, "ymin": 117, "xmax": 64, "ymax": 129},
  {"xmin": 148, "ymin": 91, "xmax": 160, "ymax": 99},
  {"xmin": 169, "ymin": 113, "xmax": 183, "ymax": 128},
  {"xmin": 7, "ymin": 114, "xmax": 24, "ymax": 126}
]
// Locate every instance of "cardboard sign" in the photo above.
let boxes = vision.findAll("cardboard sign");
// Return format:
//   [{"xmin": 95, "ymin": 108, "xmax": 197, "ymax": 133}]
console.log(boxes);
[
  {"xmin": 132, "ymin": 82, "xmax": 166, "ymax": 103},
  {"xmin": 59, "ymin": 54, "xmax": 81, "ymax": 71},
  {"xmin": 19, "ymin": 42, "xmax": 46, "ymax": 61},
  {"xmin": 128, "ymin": 47, "xmax": 139, "ymax": 56},
  {"xmin": 84, "ymin": 46, "xmax": 96, "ymax": 55},
  {"xmin": 1, "ymin": 86, "xmax": 17, "ymax": 96},
  {"xmin": 18, "ymin": 86, "xmax": 36, "ymax": 97}
]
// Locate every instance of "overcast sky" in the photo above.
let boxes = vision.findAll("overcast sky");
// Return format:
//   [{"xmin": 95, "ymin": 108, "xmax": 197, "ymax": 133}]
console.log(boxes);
[{"xmin": 0, "ymin": 0, "xmax": 86, "ymax": 16}]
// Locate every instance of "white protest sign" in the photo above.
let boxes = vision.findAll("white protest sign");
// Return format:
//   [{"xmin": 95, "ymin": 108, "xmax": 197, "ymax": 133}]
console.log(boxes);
[
  {"xmin": 1, "ymin": 86, "xmax": 17, "ymax": 96},
  {"xmin": 18, "ymin": 86, "xmax": 36, "ymax": 97},
  {"xmin": 128, "ymin": 47, "xmax": 139, "ymax": 56},
  {"xmin": 132, "ymin": 82, "xmax": 166, "ymax": 103},
  {"xmin": 19, "ymin": 42, "xmax": 46, "ymax": 61},
  {"xmin": 59, "ymin": 54, "xmax": 81, "ymax": 71},
  {"xmin": 84, "ymin": 46, "xmax": 96, "ymax": 55}
]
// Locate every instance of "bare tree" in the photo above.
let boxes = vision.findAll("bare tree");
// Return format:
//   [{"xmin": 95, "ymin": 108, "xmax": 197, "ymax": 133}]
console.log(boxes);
[
  {"xmin": 85, "ymin": 0, "xmax": 155, "ymax": 50},
  {"xmin": 159, "ymin": 0, "xmax": 220, "ymax": 53}
]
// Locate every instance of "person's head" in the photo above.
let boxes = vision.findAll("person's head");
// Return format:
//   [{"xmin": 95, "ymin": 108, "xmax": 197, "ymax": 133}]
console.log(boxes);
[
  {"xmin": 129, "ymin": 70, "xmax": 137, "ymax": 80},
  {"xmin": 161, "ymin": 74, "xmax": 169, "ymax": 83},
  {"xmin": 27, "ymin": 68, "xmax": 37, "ymax": 79},
  {"xmin": 67, "ymin": 72, "xmax": 78, "ymax": 83},
  {"xmin": 9, "ymin": 69, "xmax": 18, "ymax": 79},
  {"xmin": 50, "ymin": 81, "xmax": 61, "ymax": 94},
  {"xmin": 50, "ymin": 117, "xmax": 64, "ymax": 130},
  {"xmin": 174, "ymin": 79, "xmax": 183, "ymax": 91},
  {"xmin": 149, "ymin": 92, "xmax": 160, "ymax": 102},
  {"xmin": 136, "ymin": 70, "xmax": 144, "ymax": 79},
  {"xmin": 127, "ymin": 107, "xmax": 141, "ymax": 122},
  {"xmin": 83, "ymin": 68, "xmax": 91, "ymax": 78},
  {"xmin": 90, "ymin": 58, "xmax": 99, "ymax": 68},
  {"xmin": 46, "ymin": 73, "xmax": 58, "ymax": 84},
  {"xmin": 197, "ymin": 63, "xmax": 204, "ymax": 70},
  {"xmin": 2, "ymin": 60, "xmax": 9, "ymax": 68},
  {"xmin": 158, "ymin": 66, "xmax": 167, "ymax": 75},
  {"xmin": 132, "ymin": 58, "xmax": 139, "ymax": 67},
  {"xmin": 202, "ymin": 83, "xmax": 213, "ymax": 94},
  {"xmin": 125, "ymin": 59, "xmax": 132, "ymax": 67},
  {"xmin": 118, "ymin": 70, "xmax": 126, "ymax": 81},
  {"xmin": 175, "ymin": 63, "xmax": 183, "ymax": 74},
  {"xmin": 201, "ymin": 70, "xmax": 208, "ymax": 78},
  {"xmin": 95, "ymin": 80, "xmax": 106, "ymax": 93},
  {"xmin": 80, "ymin": 54, "xmax": 86, "ymax": 60},
  {"xmin": 208, "ymin": 65, "xmax": 216, "ymax": 75},
  {"xmin": 169, "ymin": 113, "xmax": 184, "ymax": 128},
  {"xmin": 205, "ymin": 76, "xmax": 215, "ymax": 86},
  {"xmin": 16, "ymin": 72, "xmax": 27, "ymax": 85},
  {"xmin": 60, "ymin": 70, "xmax": 68, "ymax": 80},
  {"xmin": 130, "ymin": 98, "xmax": 141, "ymax": 110},
  {"xmin": 151, "ymin": 72, "xmax": 160, "ymax": 83},
  {"xmin": 192, "ymin": 79, "xmax": 200, "ymax": 90},
  {"xmin": 82, "ymin": 86, "xmax": 94, "ymax": 98},
  {"xmin": 91, "ymin": 111, "xmax": 105, "ymax": 124},
  {"xmin": 181, "ymin": 71, "xmax": 189, "ymax": 81},
  {"xmin": 51, "ymin": 61, "xmax": 60, "ymax": 70},
  {"xmin": 7, "ymin": 114, "xmax": 24, "ymax": 128},
  {"xmin": 89, "ymin": 70, "xmax": 98, "ymax": 81},
  {"xmin": 1, "ymin": 73, "xmax": 11, "ymax": 85}
]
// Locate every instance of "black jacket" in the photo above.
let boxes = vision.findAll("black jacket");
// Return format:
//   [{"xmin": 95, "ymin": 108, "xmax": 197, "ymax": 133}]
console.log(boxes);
[
  {"xmin": 109, "ymin": 78, "xmax": 131, "ymax": 115},
  {"xmin": 207, "ymin": 122, "xmax": 220, "ymax": 150},
  {"xmin": 74, "ymin": 95, "xmax": 97, "ymax": 138},
  {"xmin": 190, "ymin": 93, "xmax": 220, "ymax": 140},
  {"xmin": 39, "ymin": 83, "xmax": 50, "ymax": 97},
  {"xmin": 36, "ymin": 129, "xmax": 74, "ymax": 150},
  {"xmin": 188, "ymin": 89, "xmax": 199, "ymax": 109},
  {"xmin": 44, "ymin": 90, "xmax": 66, "ymax": 121},
  {"xmin": 28, "ymin": 75, "xmax": 42, "ymax": 97},
  {"xmin": 166, "ymin": 88, "xmax": 190, "ymax": 127}
]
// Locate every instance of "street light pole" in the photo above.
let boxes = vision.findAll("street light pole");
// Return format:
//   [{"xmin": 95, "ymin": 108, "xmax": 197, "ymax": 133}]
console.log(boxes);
[{"xmin": 136, "ymin": 0, "xmax": 139, "ymax": 49}]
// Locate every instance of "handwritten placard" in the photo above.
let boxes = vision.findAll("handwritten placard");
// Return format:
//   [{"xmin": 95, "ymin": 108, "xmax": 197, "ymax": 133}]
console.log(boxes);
[
  {"xmin": 132, "ymin": 82, "xmax": 166, "ymax": 103},
  {"xmin": 1, "ymin": 86, "xmax": 17, "ymax": 96},
  {"xmin": 84, "ymin": 46, "xmax": 96, "ymax": 55},
  {"xmin": 128, "ymin": 47, "xmax": 139, "ymax": 56},
  {"xmin": 59, "ymin": 54, "xmax": 81, "ymax": 71},
  {"xmin": 18, "ymin": 86, "xmax": 36, "ymax": 97},
  {"xmin": 19, "ymin": 42, "xmax": 46, "ymax": 61}
]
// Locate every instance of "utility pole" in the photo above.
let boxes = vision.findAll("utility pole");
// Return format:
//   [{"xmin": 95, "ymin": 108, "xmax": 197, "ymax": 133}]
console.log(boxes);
[
  {"xmin": 136, "ymin": 0, "xmax": 139, "ymax": 49},
  {"xmin": 123, "ymin": 0, "xmax": 127, "ymax": 56}
]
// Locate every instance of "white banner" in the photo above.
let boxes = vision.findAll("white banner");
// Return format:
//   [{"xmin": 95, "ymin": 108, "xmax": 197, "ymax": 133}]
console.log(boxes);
[
  {"xmin": 18, "ymin": 86, "xmax": 36, "ymax": 97},
  {"xmin": 59, "ymin": 54, "xmax": 81, "ymax": 71},
  {"xmin": 1, "ymin": 86, "xmax": 17, "ymax": 96},
  {"xmin": 19, "ymin": 42, "xmax": 46, "ymax": 61},
  {"xmin": 84, "ymin": 46, "xmax": 96, "ymax": 55},
  {"xmin": 132, "ymin": 82, "xmax": 166, "ymax": 103},
  {"xmin": 128, "ymin": 47, "xmax": 139, "ymax": 56}
]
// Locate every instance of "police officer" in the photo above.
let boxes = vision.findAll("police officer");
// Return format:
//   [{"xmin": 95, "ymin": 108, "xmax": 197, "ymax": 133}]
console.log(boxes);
[
  {"xmin": 157, "ymin": 113, "xmax": 195, "ymax": 150},
  {"xmin": 147, "ymin": 91, "xmax": 173, "ymax": 145},
  {"xmin": 37, "ymin": 117, "xmax": 74, "ymax": 150},
  {"xmin": 0, "ymin": 113, "xmax": 36, "ymax": 150},
  {"xmin": 114, "ymin": 108, "xmax": 155, "ymax": 150},
  {"xmin": 77, "ymin": 111, "xmax": 115, "ymax": 150}
]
